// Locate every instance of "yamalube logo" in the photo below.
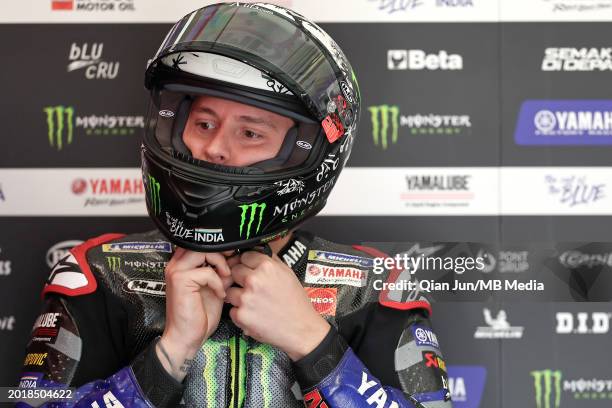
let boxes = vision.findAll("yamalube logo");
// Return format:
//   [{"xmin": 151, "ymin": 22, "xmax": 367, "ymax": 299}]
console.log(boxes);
[
  {"xmin": 368, "ymin": 105, "xmax": 471, "ymax": 149},
  {"xmin": 402, "ymin": 174, "xmax": 474, "ymax": 208},
  {"xmin": 515, "ymin": 100, "xmax": 612, "ymax": 145},
  {"xmin": 542, "ymin": 47, "xmax": 612, "ymax": 71},
  {"xmin": 43, "ymin": 105, "xmax": 144, "ymax": 151},
  {"xmin": 67, "ymin": 43, "xmax": 119, "ymax": 79},
  {"xmin": 474, "ymin": 308, "xmax": 524, "ymax": 339},
  {"xmin": 387, "ymin": 49, "xmax": 463, "ymax": 70},
  {"xmin": 556, "ymin": 312, "xmax": 611, "ymax": 334}
]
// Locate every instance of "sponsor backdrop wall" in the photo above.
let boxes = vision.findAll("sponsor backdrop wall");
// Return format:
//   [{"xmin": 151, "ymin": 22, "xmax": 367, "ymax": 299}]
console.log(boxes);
[{"xmin": 2, "ymin": 1, "xmax": 612, "ymax": 407}]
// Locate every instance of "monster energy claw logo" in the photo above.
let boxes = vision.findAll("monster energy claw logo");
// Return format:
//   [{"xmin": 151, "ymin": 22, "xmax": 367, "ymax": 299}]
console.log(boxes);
[
  {"xmin": 239, "ymin": 203, "xmax": 266, "ymax": 239},
  {"xmin": 147, "ymin": 174, "xmax": 161, "ymax": 215},
  {"xmin": 44, "ymin": 106, "xmax": 75, "ymax": 151},
  {"xmin": 531, "ymin": 369, "xmax": 562, "ymax": 408},
  {"xmin": 106, "ymin": 256, "xmax": 121, "ymax": 272},
  {"xmin": 368, "ymin": 105, "xmax": 399, "ymax": 150}
]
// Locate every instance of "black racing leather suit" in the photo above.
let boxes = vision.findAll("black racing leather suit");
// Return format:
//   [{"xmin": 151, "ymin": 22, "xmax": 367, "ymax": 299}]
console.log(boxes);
[{"xmin": 17, "ymin": 229, "xmax": 452, "ymax": 408}]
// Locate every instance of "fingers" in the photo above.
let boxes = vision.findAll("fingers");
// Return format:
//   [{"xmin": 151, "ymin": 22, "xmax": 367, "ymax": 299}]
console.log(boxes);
[
  {"xmin": 230, "ymin": 264, "xmax": 253, "ymax": 288},
  {"xmin": 238, "ymin": 251, "xmax": 267, "ymax": 269},
  {"xmin": 225, "ymin": 286, "xmax": 243, "ymax": 307},
  {"xmin": 168, "ymin": 249, "xmax": 231, "ymax": 277},
  {"xmin": 166, "ymin": 266, "xmax": 226, "ymax": 299}
]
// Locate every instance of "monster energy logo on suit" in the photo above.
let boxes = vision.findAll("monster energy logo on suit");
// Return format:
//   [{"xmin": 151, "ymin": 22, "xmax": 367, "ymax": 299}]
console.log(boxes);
[
  {"xmin": 106, "ymin": 256, "xmax": 121, "ymax": 272},
  {"xmin": 44, "ymin": 106, "xmax": 75, "ymax": 151},
  {"xmin": 531, "ymin": 370, "xmax": 562, "ymax": 408},
  {"xmin": 202, "ymin": 337, "xmax": 276, "ymax": 407},
  {"xmin": 146, "ymin": 174, "xmax": 161, "ymax": 215},
  {"xmin": 239, "ymin": 203, "xmax": 266, "ymax": 239},
  {"xmin": 368, "ymin": 105, "xmax": 399, "ymax": 150}
]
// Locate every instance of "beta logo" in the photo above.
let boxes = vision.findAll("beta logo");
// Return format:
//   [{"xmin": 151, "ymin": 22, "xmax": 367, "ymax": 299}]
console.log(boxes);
[
  {"xmin": 67, "ymin": 43, "xmax": 119, "ymax": 80},
  {"xmin": 387, "ymin": 49, "xmax": 463, "ymax": 71},
  {"xmin": 305, "ymin": 287, "xmax": 337, "ymax": 316},
  {"xmin": 556, "ymin": 312, "xmax": 612, "ymax": 334}
]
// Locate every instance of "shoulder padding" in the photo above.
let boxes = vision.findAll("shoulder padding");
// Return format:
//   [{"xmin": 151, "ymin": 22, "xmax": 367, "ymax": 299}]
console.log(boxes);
[
  {"xmin": 42, "ymin": 233, "xmax": 125, "ymax": 298},
  {"xmin": 352, "ymin": 244, "xmax": 432, "ymax": 315}
]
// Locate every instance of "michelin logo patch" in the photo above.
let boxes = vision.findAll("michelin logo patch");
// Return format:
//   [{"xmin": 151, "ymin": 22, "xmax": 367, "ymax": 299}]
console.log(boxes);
[
  {"xmin": 413, "ymin": 325, "xmax": 440, "ymax": 349},
  {"xmin": 308, "ymin": 250, "xmax": 373, "ymax": 268},
  {"xmin": 102, "ymin": 241, "xmax": 172, "ymax": 253}
]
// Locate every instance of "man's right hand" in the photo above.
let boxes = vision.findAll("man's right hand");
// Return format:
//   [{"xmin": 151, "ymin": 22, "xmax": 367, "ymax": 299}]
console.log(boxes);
[{"xmin": 156, "ymin": 247, "xmax": 233, "ymax": 381}]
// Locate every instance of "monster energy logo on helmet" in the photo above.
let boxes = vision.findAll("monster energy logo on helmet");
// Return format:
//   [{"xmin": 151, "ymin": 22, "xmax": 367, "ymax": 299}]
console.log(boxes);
[
  {"xmin": 531, "ymin": 369, "xmax": 562, "ymax": 408},
  {"xmin": 44, "ymin": 106, "xmax": 75, "ymax": 151},
  {"xmin": 147, "ymin": 174, "xmax": 161, "ymax": 215},
  {"xmin": 368, "ymin": 105, "xmax": 399, "ymax": 150},
  {"xmin": 239, "ymin": 203, "xmax": 266, "ymax": 239}
]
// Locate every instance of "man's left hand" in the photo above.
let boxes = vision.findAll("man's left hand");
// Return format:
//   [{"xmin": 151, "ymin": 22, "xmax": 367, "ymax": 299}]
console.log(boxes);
[{"xmin": 226, "ymin": 251, "xmax": 330, "ymax": 361}]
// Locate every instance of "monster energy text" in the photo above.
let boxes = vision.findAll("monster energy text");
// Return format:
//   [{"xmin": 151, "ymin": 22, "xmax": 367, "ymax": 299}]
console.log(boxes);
[
  {"xmin": 273, "ymin": 176, "xmax": 336, "ymax": 220},
  {"xmin": 147, "ymin": 174, "xmax": 161, "ymax": 215},
  {"xmin": 368, "ymin": 105, "xmax": 471, "ymax": 149},
  {"xmin": 239, "ymin": 203, "xmax": 267, "ymax": 239},
  {"xmin": 43, "ymin": 105, "xmax": 144, "ymax": 151}
]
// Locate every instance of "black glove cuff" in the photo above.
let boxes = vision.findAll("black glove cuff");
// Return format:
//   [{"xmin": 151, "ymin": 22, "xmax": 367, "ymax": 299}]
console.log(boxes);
[
  {"xmin": 293, "ymin": 325, "xmax": 348, "ymax": 390},
  {"xmin": 131, "ymin": 337, "xmax": 185, "ymax": 407}
]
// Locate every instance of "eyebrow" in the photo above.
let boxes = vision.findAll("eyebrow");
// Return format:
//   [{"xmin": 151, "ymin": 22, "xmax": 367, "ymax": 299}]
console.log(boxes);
[{"xmin": 192, "ymin": 106, "xmax": 278, "ymax": 131}]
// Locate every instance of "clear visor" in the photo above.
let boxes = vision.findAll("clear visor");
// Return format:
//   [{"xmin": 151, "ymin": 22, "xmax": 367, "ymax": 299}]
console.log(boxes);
[
  {"xmin": 151, "ymin": 3, "xmax": 344, "ymax": 120},
  {"xmin": 148, "ymin": 86, "xmax": 323, "ymax": 174}
]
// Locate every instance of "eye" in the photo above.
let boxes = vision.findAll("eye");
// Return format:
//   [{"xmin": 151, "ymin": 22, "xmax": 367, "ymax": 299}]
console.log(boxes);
[
  {"xmin": 244, "ymin": 129, "xmax": 263, "ymax": 139},
  {"xmin": 197, "ymin": 121, "xmax": 215, "ymax": 131}
]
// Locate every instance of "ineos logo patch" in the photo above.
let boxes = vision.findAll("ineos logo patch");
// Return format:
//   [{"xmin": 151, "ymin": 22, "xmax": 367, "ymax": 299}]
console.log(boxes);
[{"xmin": 159, "ymin": 110, "xmax": 175, "ymax": 118}]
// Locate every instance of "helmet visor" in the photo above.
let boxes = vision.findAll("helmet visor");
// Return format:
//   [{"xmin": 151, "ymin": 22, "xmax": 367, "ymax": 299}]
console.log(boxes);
[{"xmin": 149, "ymin": 3, "xmax": 347, "ymax": 121}]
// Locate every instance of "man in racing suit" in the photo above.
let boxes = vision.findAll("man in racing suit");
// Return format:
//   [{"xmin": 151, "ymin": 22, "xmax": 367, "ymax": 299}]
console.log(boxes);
[{"xmin": 17, "ymin": 3, "xmax": 452, "ymax": 408}]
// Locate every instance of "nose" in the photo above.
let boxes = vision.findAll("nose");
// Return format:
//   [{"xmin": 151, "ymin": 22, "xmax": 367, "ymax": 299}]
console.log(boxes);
[{"xmin": 199, "ymin": 127, "xmax": 231, "ymax": 165}]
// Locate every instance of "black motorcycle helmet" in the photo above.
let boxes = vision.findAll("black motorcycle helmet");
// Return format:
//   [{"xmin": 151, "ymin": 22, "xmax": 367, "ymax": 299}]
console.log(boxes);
[{"xmin": 142, "ymin": 2, "xmax": 361, "ymax": 251}]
